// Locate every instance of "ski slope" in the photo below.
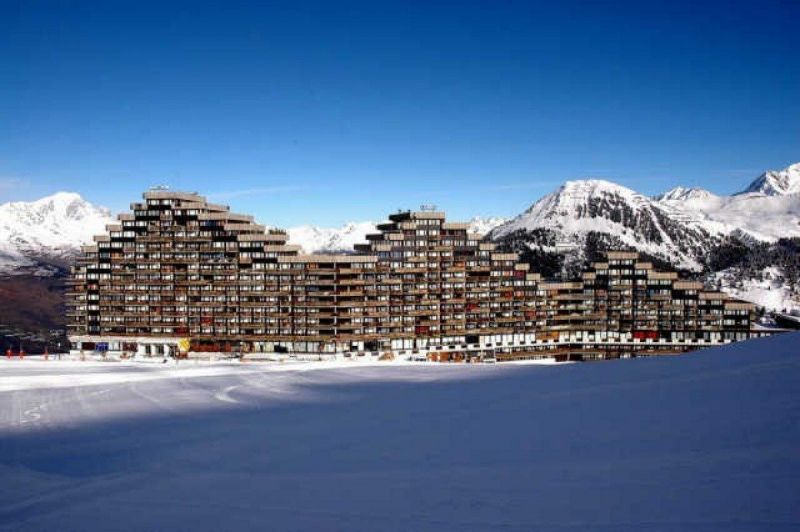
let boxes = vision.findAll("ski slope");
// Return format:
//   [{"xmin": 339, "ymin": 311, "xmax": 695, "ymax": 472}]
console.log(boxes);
[{"xmin": 1, "ymin": 334, "xmax": 799, "ymax": 531}]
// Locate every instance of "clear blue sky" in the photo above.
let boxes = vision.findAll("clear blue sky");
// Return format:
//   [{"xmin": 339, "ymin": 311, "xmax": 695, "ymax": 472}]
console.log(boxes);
[{"xmin": 1, "ymin": 0, "xmax": 798, "ymax": 226}]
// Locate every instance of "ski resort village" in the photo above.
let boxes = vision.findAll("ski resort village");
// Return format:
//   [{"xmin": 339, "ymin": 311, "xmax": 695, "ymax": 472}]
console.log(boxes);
[
  {"xmin": 2, "ymin": 183, "xmax": 797, "ymax": 529},
  {"xmin": 3, "ymin": 2, "xmax": 799, "ymax": 528},
  {"xmin": 61, "ymin": 188, "xmax": 773, "ymax": 363}
]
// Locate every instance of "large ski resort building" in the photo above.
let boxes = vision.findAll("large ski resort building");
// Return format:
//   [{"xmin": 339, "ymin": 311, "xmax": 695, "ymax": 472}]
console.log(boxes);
[{"xmin": 66, "ymin": 190, "xmax": 759, "ymax": 361}]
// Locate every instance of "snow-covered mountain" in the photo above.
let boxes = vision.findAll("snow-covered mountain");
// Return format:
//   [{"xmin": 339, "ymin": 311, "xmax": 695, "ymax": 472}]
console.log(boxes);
[
  {"xmin": 738, "ymin": 162, "xmax": 800, "ymax": 196},
  {"xmin": 490, "ymin": 179, "xmax": 716, "ymax": 270},
  {"xmin": 466, "ymin": 215, "xmax": 508, "ymax": 235},
  {"xmin": 490, "ymin": 162, "xmax": 800, "ymax": 271},
  {"xmin": 653, "ymin": 186, "xmax": 716, "ymax": 203},
  {"xmin": 285, "ymin": 221, "xmax": 378, "ymax": 254},
  {"xmin": 0, "ymin": 192, "xmax": 112, "ymax": 275},
  {"xmin": 653, "ymin": 163, "xmax": 800, "ymax": 243}
]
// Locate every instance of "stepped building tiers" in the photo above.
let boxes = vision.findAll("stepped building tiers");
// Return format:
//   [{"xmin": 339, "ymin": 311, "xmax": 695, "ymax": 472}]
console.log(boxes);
[{"xmin": 66, "ymin": 190, "xmax": 759, "ymax": 361}]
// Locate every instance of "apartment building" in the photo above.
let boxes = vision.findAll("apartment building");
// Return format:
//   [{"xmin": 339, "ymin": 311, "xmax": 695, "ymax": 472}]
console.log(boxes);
[{"xmin": 66, "ymin": 190, "xmax": 758, "ymax": 360}]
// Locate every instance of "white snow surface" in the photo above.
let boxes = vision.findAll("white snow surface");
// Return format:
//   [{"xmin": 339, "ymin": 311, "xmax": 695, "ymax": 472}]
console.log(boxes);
[
  {"xmin": 1, "ymin": 333, "xmax": 798, "ymax": 531},
  {"xmin": 0, "ymin": 356, "xmax": 539, "ymax": 393}
]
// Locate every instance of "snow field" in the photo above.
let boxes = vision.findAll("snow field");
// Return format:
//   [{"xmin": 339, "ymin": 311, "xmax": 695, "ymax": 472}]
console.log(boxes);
[{"xmin": 0, "ymin": 333, "xmax": 798, "ymax": 531}]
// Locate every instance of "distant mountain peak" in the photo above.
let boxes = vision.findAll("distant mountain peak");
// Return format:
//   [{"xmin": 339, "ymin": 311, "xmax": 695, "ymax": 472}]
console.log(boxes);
[
  {"xmin": 552, "ymin": 179, "xmax": 650, "ymax": 205},
  {"xmin": 739, "ymin": 162, "xmax": 800, "ymax": 196},
  {"xmin": 559, "ymin": 178, "xmax": 637, "ymax": 194},
  {"xmin": 655, "ymin": 186, "xmax": 715, "ymax": 202},
  {"xmin": 516, "ymin": 178, "xmax": 646, "ymax": 218},
  {"xmin": 0, "ymin": 193, "xmax": 112, "ymax": 275},
  {"xmin": 38, "ymin": 191, "xmax": 81, "ymax": 201},
  {"xmin": 15, "ymin": 191, "xmax": 85, "ymax": 206},
  {"xmin": 285, "ymin": 221, "xmax": 378, "ymax": 254},
  {"xmin": 490, "ymin": 175, "xmax": 709, "ymax": 269},
  {"xmin": 466, "ymin": 215, "xmax": 507, "ymax": 235}
]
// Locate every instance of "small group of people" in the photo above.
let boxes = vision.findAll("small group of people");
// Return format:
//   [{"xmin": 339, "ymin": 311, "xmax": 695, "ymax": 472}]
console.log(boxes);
[
  {"xmin": 5, "ymin": 348, "xmax": 24, "ymax": 359},
  {"xmin": 4, "ymin": 347, "xmax": 63, "ymax": 360}
]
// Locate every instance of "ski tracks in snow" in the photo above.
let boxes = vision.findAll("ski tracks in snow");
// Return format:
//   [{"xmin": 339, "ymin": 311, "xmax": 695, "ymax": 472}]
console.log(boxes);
[{"xmin": 213, "ymin": 384, "xmax": 241, "ymax": 404}]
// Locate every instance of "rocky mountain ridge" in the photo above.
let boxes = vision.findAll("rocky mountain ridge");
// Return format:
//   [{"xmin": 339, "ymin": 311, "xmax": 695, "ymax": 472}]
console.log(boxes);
[{"xmin": 489, "ymin": 162, "xmax": 800, "ymax": 272}]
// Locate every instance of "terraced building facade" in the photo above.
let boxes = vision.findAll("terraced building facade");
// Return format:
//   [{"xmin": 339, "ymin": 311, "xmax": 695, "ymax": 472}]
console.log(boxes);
[{"xmin": 67, "ymin": 190, "xmax": 758, "ymax": 361}]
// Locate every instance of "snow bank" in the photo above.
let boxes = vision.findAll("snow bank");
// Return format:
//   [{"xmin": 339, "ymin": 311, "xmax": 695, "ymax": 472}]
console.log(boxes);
[{"xmin": 0, "ymin": 356, "xmax": 548, "ymax": 393}]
